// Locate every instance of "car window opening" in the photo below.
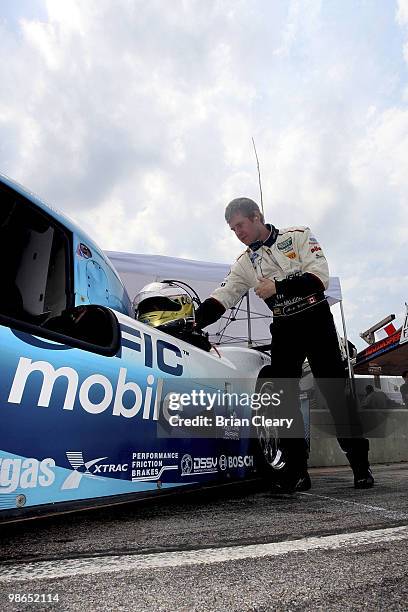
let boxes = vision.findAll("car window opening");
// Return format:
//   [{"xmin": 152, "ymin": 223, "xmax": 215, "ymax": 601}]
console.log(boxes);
[
  {"xmin": 0, "ymin": 189, "xmax": 68, "ymax": 324},
  {"xmin": 0, "ymin": 188, "xmax": 116, "ymax": 352}
]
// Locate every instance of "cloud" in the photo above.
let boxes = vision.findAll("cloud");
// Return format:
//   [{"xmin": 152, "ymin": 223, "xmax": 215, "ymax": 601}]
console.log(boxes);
[{"xmin": 0, "ymin": 0, "xmax": 407, "ymax": 348}]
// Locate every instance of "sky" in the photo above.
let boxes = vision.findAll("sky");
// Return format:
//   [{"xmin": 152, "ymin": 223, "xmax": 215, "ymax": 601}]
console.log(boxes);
[{"xmin": 0, "ymin": 0, "xmax": 407, "ymax": 349}]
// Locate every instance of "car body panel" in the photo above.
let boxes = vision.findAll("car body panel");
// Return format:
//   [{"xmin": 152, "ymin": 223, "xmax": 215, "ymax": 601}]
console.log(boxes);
[{"xmin": 0, "ymin": 174, "xmax": 269, "ymax": 522}]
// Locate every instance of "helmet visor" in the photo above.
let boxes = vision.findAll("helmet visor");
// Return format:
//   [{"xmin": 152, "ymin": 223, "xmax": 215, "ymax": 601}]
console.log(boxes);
[{"xmin": 137, "ymin": 296, "xmax": 182, "ymax": 316}]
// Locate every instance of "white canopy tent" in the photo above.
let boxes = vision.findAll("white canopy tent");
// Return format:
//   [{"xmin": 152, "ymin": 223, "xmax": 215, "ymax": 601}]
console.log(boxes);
[{"xmin": 106, "ymin": 251, "xmax": 344, "ymax": 349}]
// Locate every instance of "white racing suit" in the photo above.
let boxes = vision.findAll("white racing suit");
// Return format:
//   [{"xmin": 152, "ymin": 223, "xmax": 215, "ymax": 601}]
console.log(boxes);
[
  {"xmin": 196, "ymin": 225, "xmax": 370, "ymax": 486},
  {"xmin": 211, "ymin": 225, "xmax": 329, "ymax": 313}
]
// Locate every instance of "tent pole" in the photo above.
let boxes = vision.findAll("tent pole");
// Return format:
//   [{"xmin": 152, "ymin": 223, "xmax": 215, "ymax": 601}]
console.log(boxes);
[
  {"xmin": 339, "ymin": 300, "xmax": 359, "ymax": 403},
  {"xmin": 246, "ymin": 292, "xmax": 252, "ymax": 347},
  {"xmin": 339, "ymin": 300, "xmax": 353, "ymax": 380}
]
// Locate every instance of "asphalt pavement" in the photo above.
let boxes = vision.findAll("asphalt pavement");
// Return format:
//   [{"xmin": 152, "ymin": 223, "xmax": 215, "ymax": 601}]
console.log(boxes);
[{"xmin": 0, "ymin": 463, "xmax": 408, "ymax": 611}]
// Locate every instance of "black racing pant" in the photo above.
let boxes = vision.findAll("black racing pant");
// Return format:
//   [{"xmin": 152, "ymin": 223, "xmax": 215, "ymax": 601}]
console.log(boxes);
[{"xmin": 269, "ymin": 300, "xmax": 369, "ymax": 472}]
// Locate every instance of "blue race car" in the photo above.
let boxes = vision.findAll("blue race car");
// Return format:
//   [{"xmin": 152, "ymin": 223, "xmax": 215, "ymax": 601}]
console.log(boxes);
[{"xmin": 0, "ymin": 174, "xmax": 273, "ymax": 523}]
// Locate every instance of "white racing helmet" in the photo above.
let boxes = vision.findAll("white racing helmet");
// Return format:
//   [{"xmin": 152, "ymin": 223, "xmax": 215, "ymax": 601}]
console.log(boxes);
[{"xmin": 133, "ymin": 281, "xmax": 195, "ymax": 329}]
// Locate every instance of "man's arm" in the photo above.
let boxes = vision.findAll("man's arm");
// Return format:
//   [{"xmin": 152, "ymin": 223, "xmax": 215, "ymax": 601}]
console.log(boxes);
[
  {"xmin": 195, "ymin": 258, "xmax": 251, "ymax": 329},
  {"xmin": 275, "ymin": 228, "xmax": 330, "ymax": 298},
  {"xmin": 195, "ymin": 298, "xmax": 226, "ymax": 329}
]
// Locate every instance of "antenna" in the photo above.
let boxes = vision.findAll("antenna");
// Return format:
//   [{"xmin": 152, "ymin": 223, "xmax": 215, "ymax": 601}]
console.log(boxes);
[{"xmin": 252, "ymin": 137, "xmax": 264, "ymax": 217}]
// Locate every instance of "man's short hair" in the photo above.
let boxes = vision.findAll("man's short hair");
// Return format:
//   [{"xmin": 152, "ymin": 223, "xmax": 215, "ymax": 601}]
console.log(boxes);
[
  {"xmin": 366, "ymin": 385, "xmax": 374, "ymax": 394},
  {"xmin": 402, "ymin": 370, "xmax": 408, "ymax": 379},
  {"xmin": 225, "ymin": 197, "xmax": 265, "ymax": 224}
]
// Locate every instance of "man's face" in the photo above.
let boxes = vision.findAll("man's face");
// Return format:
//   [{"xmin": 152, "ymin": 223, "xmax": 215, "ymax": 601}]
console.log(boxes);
[{"xmin": 228, "ymin": 212, "xmax": 262, "ymax": 246}]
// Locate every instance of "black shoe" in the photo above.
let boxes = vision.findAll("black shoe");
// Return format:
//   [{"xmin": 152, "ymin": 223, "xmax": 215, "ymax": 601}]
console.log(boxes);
[
  {"xmin": 270, "ymin": 465, "xmax": 310, "ymax": 494},
  {"xmin": 270, "ymin": 472, "xmax": 311, "ymax": 494},
  {"xmin": 270, "ymin": 480, "xmax": 296, "ymax": 494},
  {"xmin": 354, "ymin": 467, "xmax": 374, "ymax": 489},
  {"xmin": 294, "ymin": 472, "xmax": 311, "ymax": 492}
]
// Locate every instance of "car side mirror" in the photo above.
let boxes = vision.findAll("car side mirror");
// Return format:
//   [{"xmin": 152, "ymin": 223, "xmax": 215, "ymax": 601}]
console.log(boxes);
[{"xmin": 43, "ymin": 304, "xmax": 120, "ymax": 354}]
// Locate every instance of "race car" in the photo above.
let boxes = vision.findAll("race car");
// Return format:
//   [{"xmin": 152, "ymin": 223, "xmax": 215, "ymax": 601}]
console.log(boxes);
[{"xmin": 0, "ymin": 173, "xmax": 274, "ymax": 523}]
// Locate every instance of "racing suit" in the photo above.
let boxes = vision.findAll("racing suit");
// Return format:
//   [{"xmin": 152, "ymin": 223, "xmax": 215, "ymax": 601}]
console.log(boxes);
[{"xmin": 195, "ymin": 224, "xmax": 370, "ymax": 485}]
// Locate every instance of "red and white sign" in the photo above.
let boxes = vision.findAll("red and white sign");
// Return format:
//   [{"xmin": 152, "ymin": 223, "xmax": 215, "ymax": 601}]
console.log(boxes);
[{"xmin": 399, "ymin": 304, "xmax": 408, "ymax": 346}]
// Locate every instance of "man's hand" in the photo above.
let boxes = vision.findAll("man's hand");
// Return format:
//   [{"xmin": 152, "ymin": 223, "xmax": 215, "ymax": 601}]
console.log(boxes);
[{"xmin": 255, "ymin": 278, "xmax": 277, "ymax": 299}]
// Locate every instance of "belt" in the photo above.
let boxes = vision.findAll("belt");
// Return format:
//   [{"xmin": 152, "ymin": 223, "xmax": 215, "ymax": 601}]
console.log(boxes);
[{"xmin": 271, "ymin": 293, "xmax": 327, "ymax": 317}]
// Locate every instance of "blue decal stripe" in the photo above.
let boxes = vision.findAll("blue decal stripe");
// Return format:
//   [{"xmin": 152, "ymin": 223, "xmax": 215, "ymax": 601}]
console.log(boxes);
[
  {"xmin": 121, "ymin": 339, "xmax": 141, "ymax": 352},
  {"xmin": 10, "ymin": 330, "xmax": 72, "ymax": 351},
  {"xmin": 120, "ymin": 325, "xmax": 141, "ymax": 338},
  {"xmin": 143, "ymin": 333, "xmax": 153, "ymax": 367},
  {"xmin": 120, "ymin": 324, "xmax": 142, "ymax": 355}
]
